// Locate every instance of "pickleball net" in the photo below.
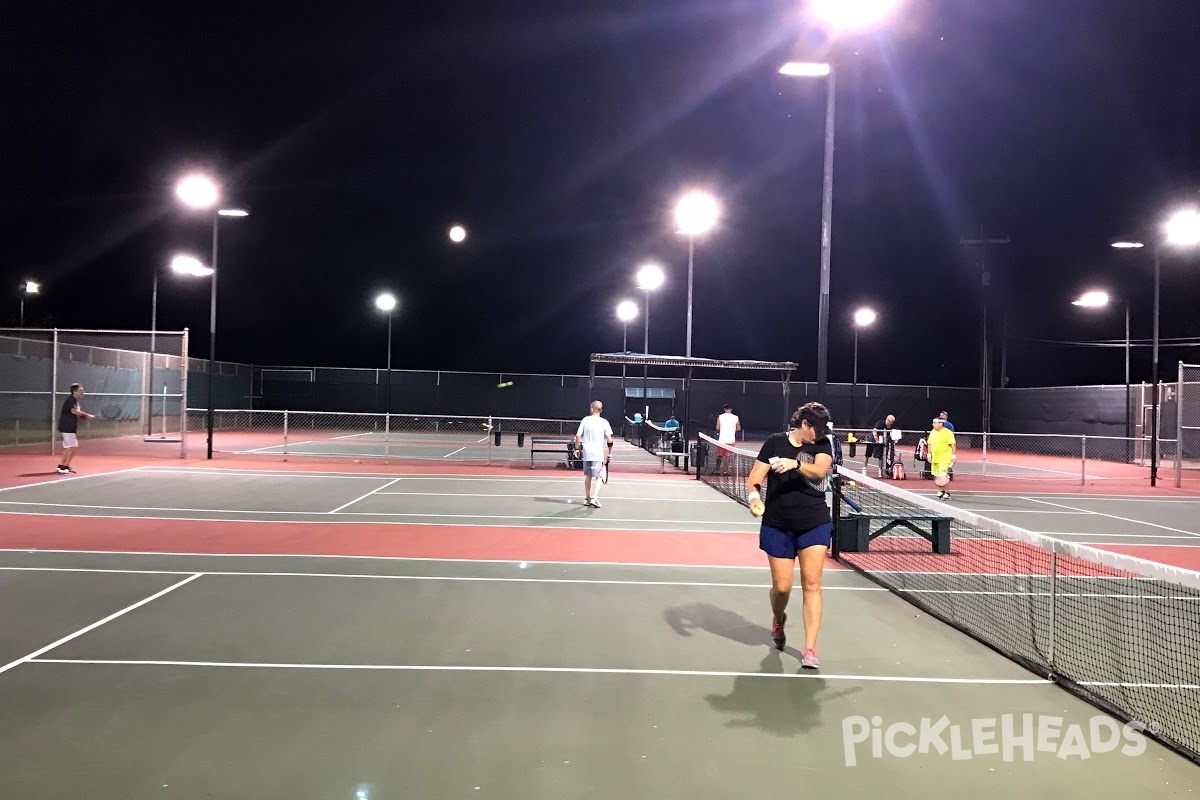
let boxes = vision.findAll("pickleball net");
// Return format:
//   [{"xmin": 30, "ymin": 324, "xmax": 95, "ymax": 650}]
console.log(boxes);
[
  {"xmin": 696, "ymin": 432, "xmax": 761, "ymax": 505},
  {"xmin": 695, "ymin": 430, "xmax": 1200, "ymax": 766}
]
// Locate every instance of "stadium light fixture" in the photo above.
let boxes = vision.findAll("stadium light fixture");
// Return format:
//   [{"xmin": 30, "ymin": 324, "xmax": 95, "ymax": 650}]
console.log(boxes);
[
  {"xmin": 673, "ymin": 190, "xmax": 719, "ymax": 358},
  {"xmin": 170, "ymin": 254, "xmax": 214, "ymax": 277},
  {"xmin": 636, "ymin": 262, "xmax": 665, "ymax": 291},
  {"xmin": 375, "ymin": 292, "xmax": 398, "ymax": 312},
  {"xmin": 175, "ymin": 174, "xmax": 220, "ymax": 209},
  {"xmin": 809, "ymin": 0, "xmax": 900, "ymax": 31},
  {"xmin": 218, "ymin": 208, "xmax": 249, "ymax": 217},
  {"xmin": 779, "ymin": 62, "xmax": 831, "ymax": 77},
  {"xmin": 1165, "ymin": 208, "xmax": 1200, "ymax": 246},
  {"xmin": 22, "ymin": 280, "xmax": 40, "ymax": 295},
  {"xmin": 616, "ymin": 299, "xmax": 638, "ymax": 323},
  {"xmin": 853, "ymin": 307, "xmax": 877, "ymax": 327},
  {"xmin": 449, "ymin": 225, "xmax": 467, "ymax": 243},
  {"xmin": 1071, "ymin": 290, "xmax": 1109, "ymax": 308}
]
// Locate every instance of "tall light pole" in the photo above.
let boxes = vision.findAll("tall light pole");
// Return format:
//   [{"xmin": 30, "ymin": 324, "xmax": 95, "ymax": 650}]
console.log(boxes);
[
  {"xmin": 673, "ymin": 190, "xmax": 719, "ymax": 358},
  {"xmin": 1072, "ymin": 289, "xmax": 1130, "ymax": 446},
  {"xmin": 375, "ymin": 292, "xmax": 398, "ymax": 415},
  {"xmin": 616, "ymin": 299, "xmax": 638, "ymax": 417},
  {"xmin": 851, "ymin": 307, "xmax": 876, "ymax": 427},
  {"xmin": 780, "ymin": 60, "xmax": 835, "ymax": 399},
  {"xmin": 19, "ymin": 280, "xmax": 39, "ymax": 327},
  {"xmin": 175, "ymin": 173, "xmax": 249, "ymax": 459},
  {"xmin": 636, "ymin": 263, "xmax": 665, "ymax": 419},
  {"xmin": 148, "ymin": 255, "xmax": 215, "ymax": 435},
  {"xmin": 1149, "ymin": 209, "xmax": 1200, "ymax": 486},
  {"xmin": 780, "ymin": 0, "xmax": 900, "ymax": 400}
]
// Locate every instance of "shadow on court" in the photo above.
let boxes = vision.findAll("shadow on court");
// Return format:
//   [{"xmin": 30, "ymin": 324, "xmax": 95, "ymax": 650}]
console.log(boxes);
[
  {"xmin": 663, "ymin": 602, "xmax": 806, "ymax": 660},
  {"xmin": 704, "ymin": 651, "xmax": 864, "ymax": 736}
]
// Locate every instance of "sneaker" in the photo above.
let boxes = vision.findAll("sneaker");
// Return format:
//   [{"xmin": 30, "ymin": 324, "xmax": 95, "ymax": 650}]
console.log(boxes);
[
  {"xmin": 801, "ymin": 648, "xmax": 820, "ymax": 669},
  {"xmin": 589, "ymin": 498, "xmax": 601, "ymax": 508},
  {"xmin": 56, "ymin": 466, "xmax": 70, "ymax": 474},
  {"xmin": 770, "ymin": 614, "xmax": 787, "ymax": 650}
]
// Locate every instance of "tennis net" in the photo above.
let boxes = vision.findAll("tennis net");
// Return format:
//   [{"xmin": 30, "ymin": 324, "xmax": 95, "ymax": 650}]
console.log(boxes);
[
  {"xmin": 696, "ymin": 431, "xmax": 760, "ymax": 505},
  {"xmin": 830, "ymin": 465, "xmax": 1200, "ymax": 766}
]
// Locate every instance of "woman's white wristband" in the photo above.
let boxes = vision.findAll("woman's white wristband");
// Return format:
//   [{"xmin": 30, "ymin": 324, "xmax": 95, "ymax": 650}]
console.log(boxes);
[{"xmin": 748, "ymin": 491, "xmax": 760, "ymax": 502}]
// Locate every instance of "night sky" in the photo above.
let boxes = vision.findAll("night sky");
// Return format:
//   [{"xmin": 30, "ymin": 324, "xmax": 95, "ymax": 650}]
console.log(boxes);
[{"xmin": 3, "ymin": 0, "xmax": 1199, "ymax": 389}]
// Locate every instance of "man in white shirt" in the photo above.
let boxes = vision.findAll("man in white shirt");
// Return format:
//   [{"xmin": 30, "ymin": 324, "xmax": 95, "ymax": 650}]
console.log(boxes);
[
  {"xmin": 714, "ymin": 404, "xmax": 741, "ymax": 474},
  {"xmin": 574, "ymin": 400, "xmax": 614, "ymax": 508},
  {"xmin": 716, "ymin": 404, "xmax": 741, "ymax": 444}
]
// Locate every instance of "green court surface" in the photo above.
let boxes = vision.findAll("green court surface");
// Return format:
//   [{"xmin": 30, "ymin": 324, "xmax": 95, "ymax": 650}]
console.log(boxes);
[{"xmin": 0, "ymin": 550, "xmax": 1197, "ymax": 798}]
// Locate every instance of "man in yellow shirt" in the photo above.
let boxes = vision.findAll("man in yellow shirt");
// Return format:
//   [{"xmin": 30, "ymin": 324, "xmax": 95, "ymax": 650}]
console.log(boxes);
[{"xmin": 927, "ymin": 417, "xmax": 956, "ymax": 500}]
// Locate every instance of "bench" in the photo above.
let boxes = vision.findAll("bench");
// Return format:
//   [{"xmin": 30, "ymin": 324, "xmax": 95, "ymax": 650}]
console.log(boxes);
[
  {"xmin": 836, "ymin": 512, "xmax": 953, "ymax": 554},
  {"xmin": 529, "ymin": 436, "xmax": 579, "ymax": 469}
]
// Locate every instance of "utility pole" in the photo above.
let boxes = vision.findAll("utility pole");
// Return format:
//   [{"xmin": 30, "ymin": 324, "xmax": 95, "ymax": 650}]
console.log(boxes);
[{"xmin": 960, "ymin": 226, "xmax": 1011, "ymax": 433}]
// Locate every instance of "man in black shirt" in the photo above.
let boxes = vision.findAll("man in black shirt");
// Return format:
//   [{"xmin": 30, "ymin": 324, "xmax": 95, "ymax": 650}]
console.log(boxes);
[
  {"xmin": 56, "ymin": 383, "xmax": 94, "ymax": 474},
  {"xmin": 745, "ymin": 402, "xmax": 834, "ymax": 669}
]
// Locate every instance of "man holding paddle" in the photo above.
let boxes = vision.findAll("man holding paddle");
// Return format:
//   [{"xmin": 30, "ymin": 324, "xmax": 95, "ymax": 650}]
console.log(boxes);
[{"xmin": 573, "ymin": 400, "xmax": 613, "ymax": 508}]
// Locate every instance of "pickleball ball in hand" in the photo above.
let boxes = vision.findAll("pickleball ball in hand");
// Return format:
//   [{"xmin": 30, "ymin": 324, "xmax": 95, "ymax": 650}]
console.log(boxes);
[{"xmin": 750, "ymin": 500, "xmax": 765, "ymax": 517}]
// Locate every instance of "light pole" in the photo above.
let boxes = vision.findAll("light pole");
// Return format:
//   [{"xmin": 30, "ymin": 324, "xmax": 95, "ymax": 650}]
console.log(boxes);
[
  {"xmin": 616, "ymin": 299, "xmax": 638, "ymax": 418},
  {"xmin": 636, "ymin": 263, "xmax": 665, "ymax": 420},
  {"xmin": 375, "ymin": 292, "xmax": 398, "ymax": 415},
  {"xmin": 1150, "ymin": 209, "xmax": 1200, "ymax": 486},
  {"xmin": 780, "ymin": 0, "xmax": 900, "ymax": 400},
  {"xmin": 1072, "ymin": 289, "xmax": 1131, "ymax": 450},
  {"xmin": 673, "ymin": 191, "xmax": 719, "ymax": 358},
  {"xmin": 175, "ymin": 173, "xmax": 249, "ymax": 460},
  {"xmin": 148, "ymin": 255, "xmax": 215, "ymax": 435},
  {"xmin": 1113, "ymin": 208, "xmax": 1200, "ymax": 486},
  {"xmin": 852, "ymin": 307, "xmax": 876, "ymax": 427},
  {"xmin": 19, "ymin": 280, "xmax": 39, "ymax": 327}
]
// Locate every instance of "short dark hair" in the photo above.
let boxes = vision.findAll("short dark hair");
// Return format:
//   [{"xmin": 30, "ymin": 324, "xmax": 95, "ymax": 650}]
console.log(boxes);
[
  {"xmin": 723, "ymin": 404, "xmax": 732, "ymax": 411},
  {"xmin": 790, "ymin": 402, "xmax": 830, "ymax": 433},
  {"xmin": 69, "ymin": 383, "xmax": 82, "ymax": 393}
]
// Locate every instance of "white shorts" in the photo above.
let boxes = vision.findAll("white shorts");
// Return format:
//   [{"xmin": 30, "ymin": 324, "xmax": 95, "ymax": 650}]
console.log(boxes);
[
  {"xmin": 584, "ymin": 460, "xmax": 604, "ymax": 477},
  {"xmin": 61, "ymin": 432, "xmax": 79, "ymax": 448}
]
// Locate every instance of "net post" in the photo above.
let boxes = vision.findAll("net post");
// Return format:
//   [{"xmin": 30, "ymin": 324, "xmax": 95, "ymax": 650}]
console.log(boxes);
[
  {"xmin": 1047, "ymin": 548, "xmax": 1057, "ymax": 670},
  {"xmin": 180, "ymin": 328, "xmax": 189, "ymax": 458},
  {"xmin": 1177, "ymin": 360, "xmax": 1184, "ymax": 488},
  {"xmin": 384, "ymin": 412, "xmax": 391, "ymax": 464},
  {"xmin": 829, "ymin": 470, "xmax": 841, "ymax": 559},
  {"xmin": 981, "ymin": 431, "xmax": 988, "ymax": 477},
  {"xmin": 50, "ymin": 328, "xmax": 59, "ymax": 456},
  {"xmin": 1080, "ymin": 435, "xmax": 1086, "ymax": 486},
  {"xmin": 283, "ymin": 409, "xmax": 289, "ymax": 460}
]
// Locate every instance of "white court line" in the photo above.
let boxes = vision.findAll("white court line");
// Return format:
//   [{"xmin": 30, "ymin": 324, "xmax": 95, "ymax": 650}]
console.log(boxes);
[
  {"xmin": 1020, "ymin": 496, "xmax": 1200, "ymax": 539},
  {"xmin": 442, "ymin": 447, "xmax": 466, "ymax": 458},
  {"xmin": 0, "ymin": 565, "xmax": 881, "ymax": 590},
  {"xmin": 0, "ymin": 502, "xmax": 755, "ymax": 528},
  {"xmin": 24, "ymin": 658, "xmax": 1052, "ymax": 685},
  {"xmin": 959, "ymin": 509, "xmax": 1090, "ymax": 515},
  {"xmin": 232, "ymin": 440, "xmax": 319, "ymax": 455},
  {"xmin": 134, "ymin": 467, "xmax": 696, "ymax": 487},
  {"xmin": 373, "ymin": 491, "xmax": 731, "ymax": 503},
  {"xmin": 0, "ymin": 573, "xmax": 203, "ymax": 676},
  {"xmin": 5, "ymin": 567, "xmax": 1195, "ymax": 598},
  {"xmin": 0, "ymin": 548, "xmax": 788, "ymax": 571},
  {"xmin": 0, "ymin": 466, "xmax": 147, "ymax": 495},
  {"xmin": 0, "ymin": 508, "xmax": 759, "ymax": 533},
  {"xmin": 1028, "ymin": 531, "xmax": 1200, "ymax": 540},
  {"xmin": 328, "ymin": 478, "xmax": 403, "ymax": 514}
]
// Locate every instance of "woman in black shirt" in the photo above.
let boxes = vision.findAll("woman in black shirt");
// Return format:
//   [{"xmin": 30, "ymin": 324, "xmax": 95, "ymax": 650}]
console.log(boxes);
[{"xmin": 745, "ymin": 402, "xmax": 834, "ymax": 669}]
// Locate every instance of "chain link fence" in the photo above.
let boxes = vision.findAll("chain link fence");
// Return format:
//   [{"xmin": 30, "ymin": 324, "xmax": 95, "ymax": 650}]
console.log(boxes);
[
  {"xmin": 830, "ymin": 425, "xmax": 1155, "ymax": 485},
  {"xmin": 1176, "ymin": 363, "xmax": 1200, "ymax": 487},
  {"xmin": 0, "ymin": 328, "xmax": 188, "ymax": 458},
  {"xmin": 186, "ymin": 409, "xmax": 660, "ymax": 468}
]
